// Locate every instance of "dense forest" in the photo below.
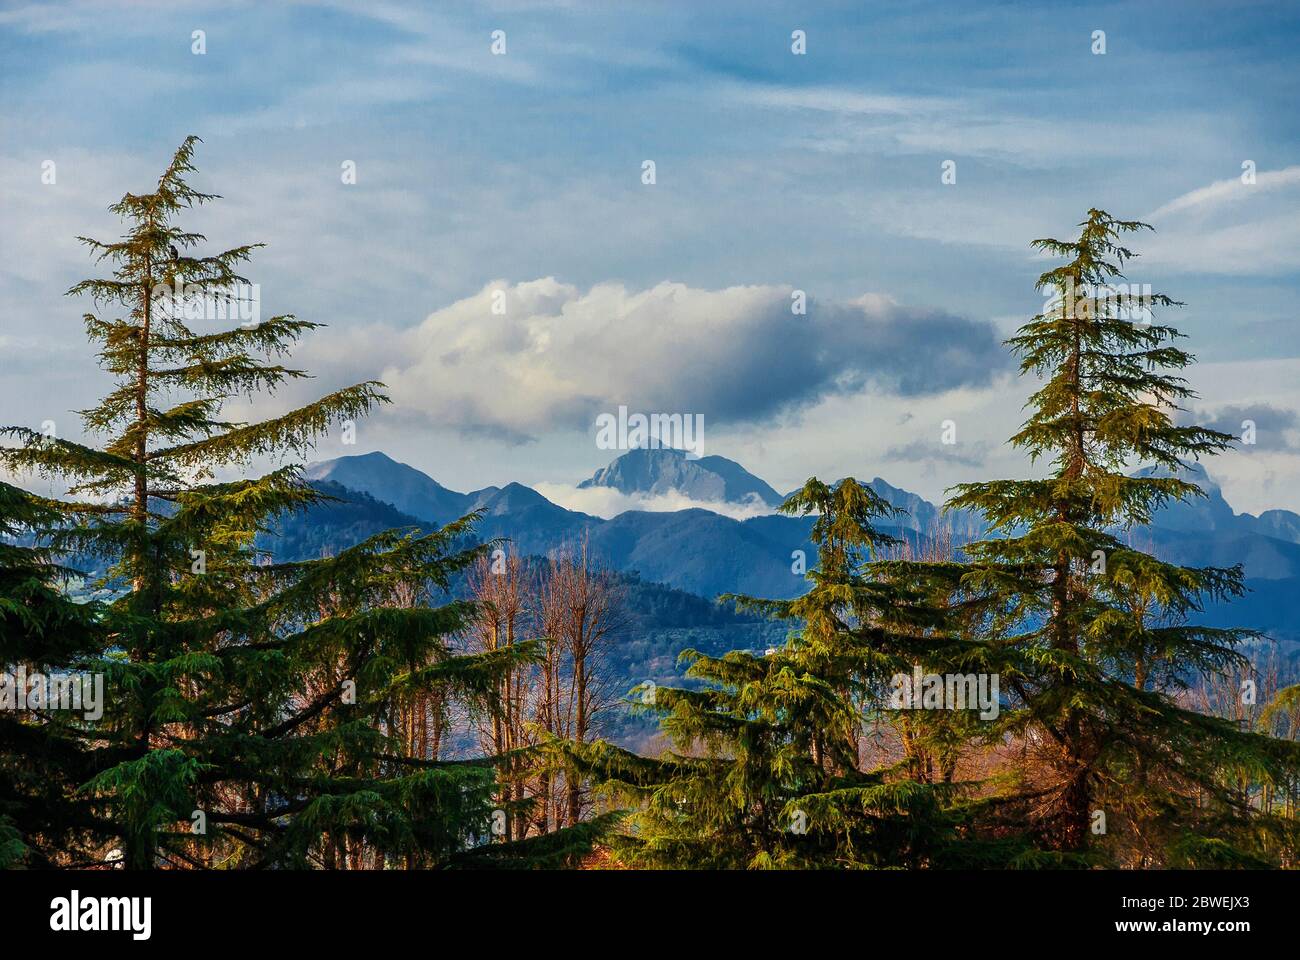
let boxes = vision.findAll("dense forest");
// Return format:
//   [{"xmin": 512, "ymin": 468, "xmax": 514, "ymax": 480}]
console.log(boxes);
[{"xmin": 3, "ymin": 140, "xmax": 1299, "ymax": 870}]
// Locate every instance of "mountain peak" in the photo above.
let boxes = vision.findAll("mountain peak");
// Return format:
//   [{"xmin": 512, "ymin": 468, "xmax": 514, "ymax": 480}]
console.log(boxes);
[
  {"xmin": 304, "ymin": 451, "xmax": 471, "ymax": 524},
  {"xmin": 578, "ymin": 447, "xmax": 783, "ymax": 508},
  {"xmin": 475, "ymin": 482, "xmax": 552, "ymax": 514},
  {"xmin": 348, "ymin": 450, "xmax": 398, "ymax": 464},
  {"xmin": 1131, "ymin": 461, "xmax": 1237, "ymax": 532},
  {"xmin": 1133, "ymin": 459, "xmax": 1217, "ymax": 487}
]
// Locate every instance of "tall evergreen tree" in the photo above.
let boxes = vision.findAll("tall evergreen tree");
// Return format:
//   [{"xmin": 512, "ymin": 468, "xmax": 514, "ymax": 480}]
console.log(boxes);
[
  {"xmin": 0, "ymin": 138, "xmax": 574, "ymax": 869},
  {"xmin": 939, "ymin": 209, "xmax": 1300, "ymax": 861},
  {"xmin": 564, "ymin": 479, "xmax": 988, "ymax": 868}
]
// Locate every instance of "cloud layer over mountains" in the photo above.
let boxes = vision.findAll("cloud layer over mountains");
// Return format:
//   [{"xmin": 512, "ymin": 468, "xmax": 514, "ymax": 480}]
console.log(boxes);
[{"xmin": 364, "ymin": 279, "xmax": 1008, "ymax": 441}]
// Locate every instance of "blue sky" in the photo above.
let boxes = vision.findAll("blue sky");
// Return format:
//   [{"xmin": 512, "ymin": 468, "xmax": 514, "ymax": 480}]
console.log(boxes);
[{"xmin": 2, "ymin": 0, "xmax": 1299, "ymax": 514}]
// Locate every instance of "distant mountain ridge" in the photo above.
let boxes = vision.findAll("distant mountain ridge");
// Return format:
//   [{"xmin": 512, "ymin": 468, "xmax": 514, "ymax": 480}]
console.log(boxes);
[
  {"xmin": 305, "ymin": 449, "xmax": 1300, "ymax": 556},
  {"xmin": 289, "ymin": 448, "xmax": 1300, "ymax": 640},
  {"xmin": 1133, "ymin": 461, "xmax": 1300, "ymax": 542}
]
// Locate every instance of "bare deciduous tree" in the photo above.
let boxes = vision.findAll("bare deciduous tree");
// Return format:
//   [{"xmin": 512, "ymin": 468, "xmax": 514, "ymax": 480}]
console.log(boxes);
[{"xmin": 537, "ymin": 538, "xmax": 626, "ymax": 827}]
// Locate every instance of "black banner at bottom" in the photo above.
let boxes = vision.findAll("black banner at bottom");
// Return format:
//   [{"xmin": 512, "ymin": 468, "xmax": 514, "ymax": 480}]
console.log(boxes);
[{"xmin": 2, "ymin": 868, "xmax": 1286, "ymax": 948}]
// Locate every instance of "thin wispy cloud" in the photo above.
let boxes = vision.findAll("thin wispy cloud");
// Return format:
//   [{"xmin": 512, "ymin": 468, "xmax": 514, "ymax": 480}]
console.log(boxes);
[
  {"xmin": 727, "ymin": 83, "xmax": 955, "ymax": 116},
  {"xmin": 1149, "ymin": 165, "xmax": 1300, "ymax": 219}
]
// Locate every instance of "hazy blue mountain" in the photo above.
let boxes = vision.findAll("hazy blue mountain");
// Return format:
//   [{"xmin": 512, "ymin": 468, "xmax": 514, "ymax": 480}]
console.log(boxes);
[
  {"xmin": 578, "ymin": 447, "xmax": 783, "ymax": 508},
  {"xmin": 471, "ymin": 483, "xmax": 602, "ymax": 555},
  {"xmin": 775, "ymin": 476, "xmax": 987, "ymax": 538},
  {"xmin": 1199, "ymin": 577, "xmax": 1300, "ymax": 640},
  {"xmin": 1136, "ymin": 461, "xmax": 1300, "ymax": 545},
  {"xmin": 865, "ymin": 477, "xmax": 989, "ymax": 537},
  {"xmin": 1257, "ymin": 510, "xmax": 1300, "ymax": 542},
  {"xmin": 1139, "ymin": 525, "xmax": 1300, "ymax": 579},
  {"xmin": 287, "ymin": 450, "xmax": 1300, "ymax": 639},
  {"xmin": 1135, "ymin": 462, "xmax": 1243, "ymax": 534},
  {"xmin": 303, "ymin": 451, "xmax": 480, "ymax": 525},
  {"xmin": 583, "ymin": 508, "xmax": 807, "ymax": 599},
  {"xmin": 288, "ymin": 461, "xmax": 811, "ymax": 598},
  {"xmin": 859, "ymin": 476, "xmax": 941, "ymax": 530},
  {"xmin": 257, "ymin": 479, "xmax": 433, "ymax": 560}
]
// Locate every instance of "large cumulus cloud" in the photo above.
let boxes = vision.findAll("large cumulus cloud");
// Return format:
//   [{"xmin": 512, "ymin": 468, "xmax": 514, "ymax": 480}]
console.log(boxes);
[{"xmin": 373, "ymin": 278, "xmax": 1008, "ymax": 441}]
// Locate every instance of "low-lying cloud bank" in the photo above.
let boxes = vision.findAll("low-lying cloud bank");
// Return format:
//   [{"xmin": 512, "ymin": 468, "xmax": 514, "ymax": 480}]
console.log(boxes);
[{"xmin": 532, "ymin": 482, "xmax": 778, "ymax": 521}]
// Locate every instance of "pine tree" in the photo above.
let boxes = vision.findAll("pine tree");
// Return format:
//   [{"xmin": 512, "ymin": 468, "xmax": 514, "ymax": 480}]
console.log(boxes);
[
  {"xmin": 563, "ymin": 479, "xmax": 980, "ymax": 868},
  {"xmin": 0, "ymin": 137, "xmax": 573, "ymax": 869},
  {"xmin": 942, "ymin": 209, "xmax": 1300, "ymax": 862},
  {"xmin": 0, "ymin": 483, "xmax": 105, "ymax": 867}
]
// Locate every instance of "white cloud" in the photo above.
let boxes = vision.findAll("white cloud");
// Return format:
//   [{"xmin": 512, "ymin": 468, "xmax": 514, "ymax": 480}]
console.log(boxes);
[
  {"xmin": 727, "ymin": 83, "xmax": 955, "ymax": 117},
  {"xmin": 1141, "ymin": 166, "xmax": 1300, "ymax": 275},
  {"xmin": 725, "ymin": 82, "xmax": 1224, "ymax": 169},
  {"xmin": 365, "ymin": 278, "xmax": 1007, "ymax": 441},
  {"xmin": 1183, "ymin": 358, "xmax": 1300, "ymax": 515},
  {"xmin": 714, "ymin": 375, "xmax": 1030, "ymax": 508},
  {"xmin": 532, "ymin": 482, "xmax": 776, "ymax": 521},
  {"xmin": 1148, "ymin": 165, "xmax": 1300, "ymax": 219}
]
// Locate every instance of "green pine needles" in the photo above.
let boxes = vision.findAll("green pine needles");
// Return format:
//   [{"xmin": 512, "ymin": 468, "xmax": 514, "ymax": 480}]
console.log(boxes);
[
  {"xmin": 562, "ymin": 479, "xmax": 982, "ymax": 868},
  {"xmin": 943, "ymin": 209, "xmax": 1300, "ymax": 861},
  {"xmin": 0, "ymin": 138, "xmax": 589, "ymax": 869},
  {"xmin": 573, "ymin": 209, "xmax": 1300, "ymax": 869}
]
